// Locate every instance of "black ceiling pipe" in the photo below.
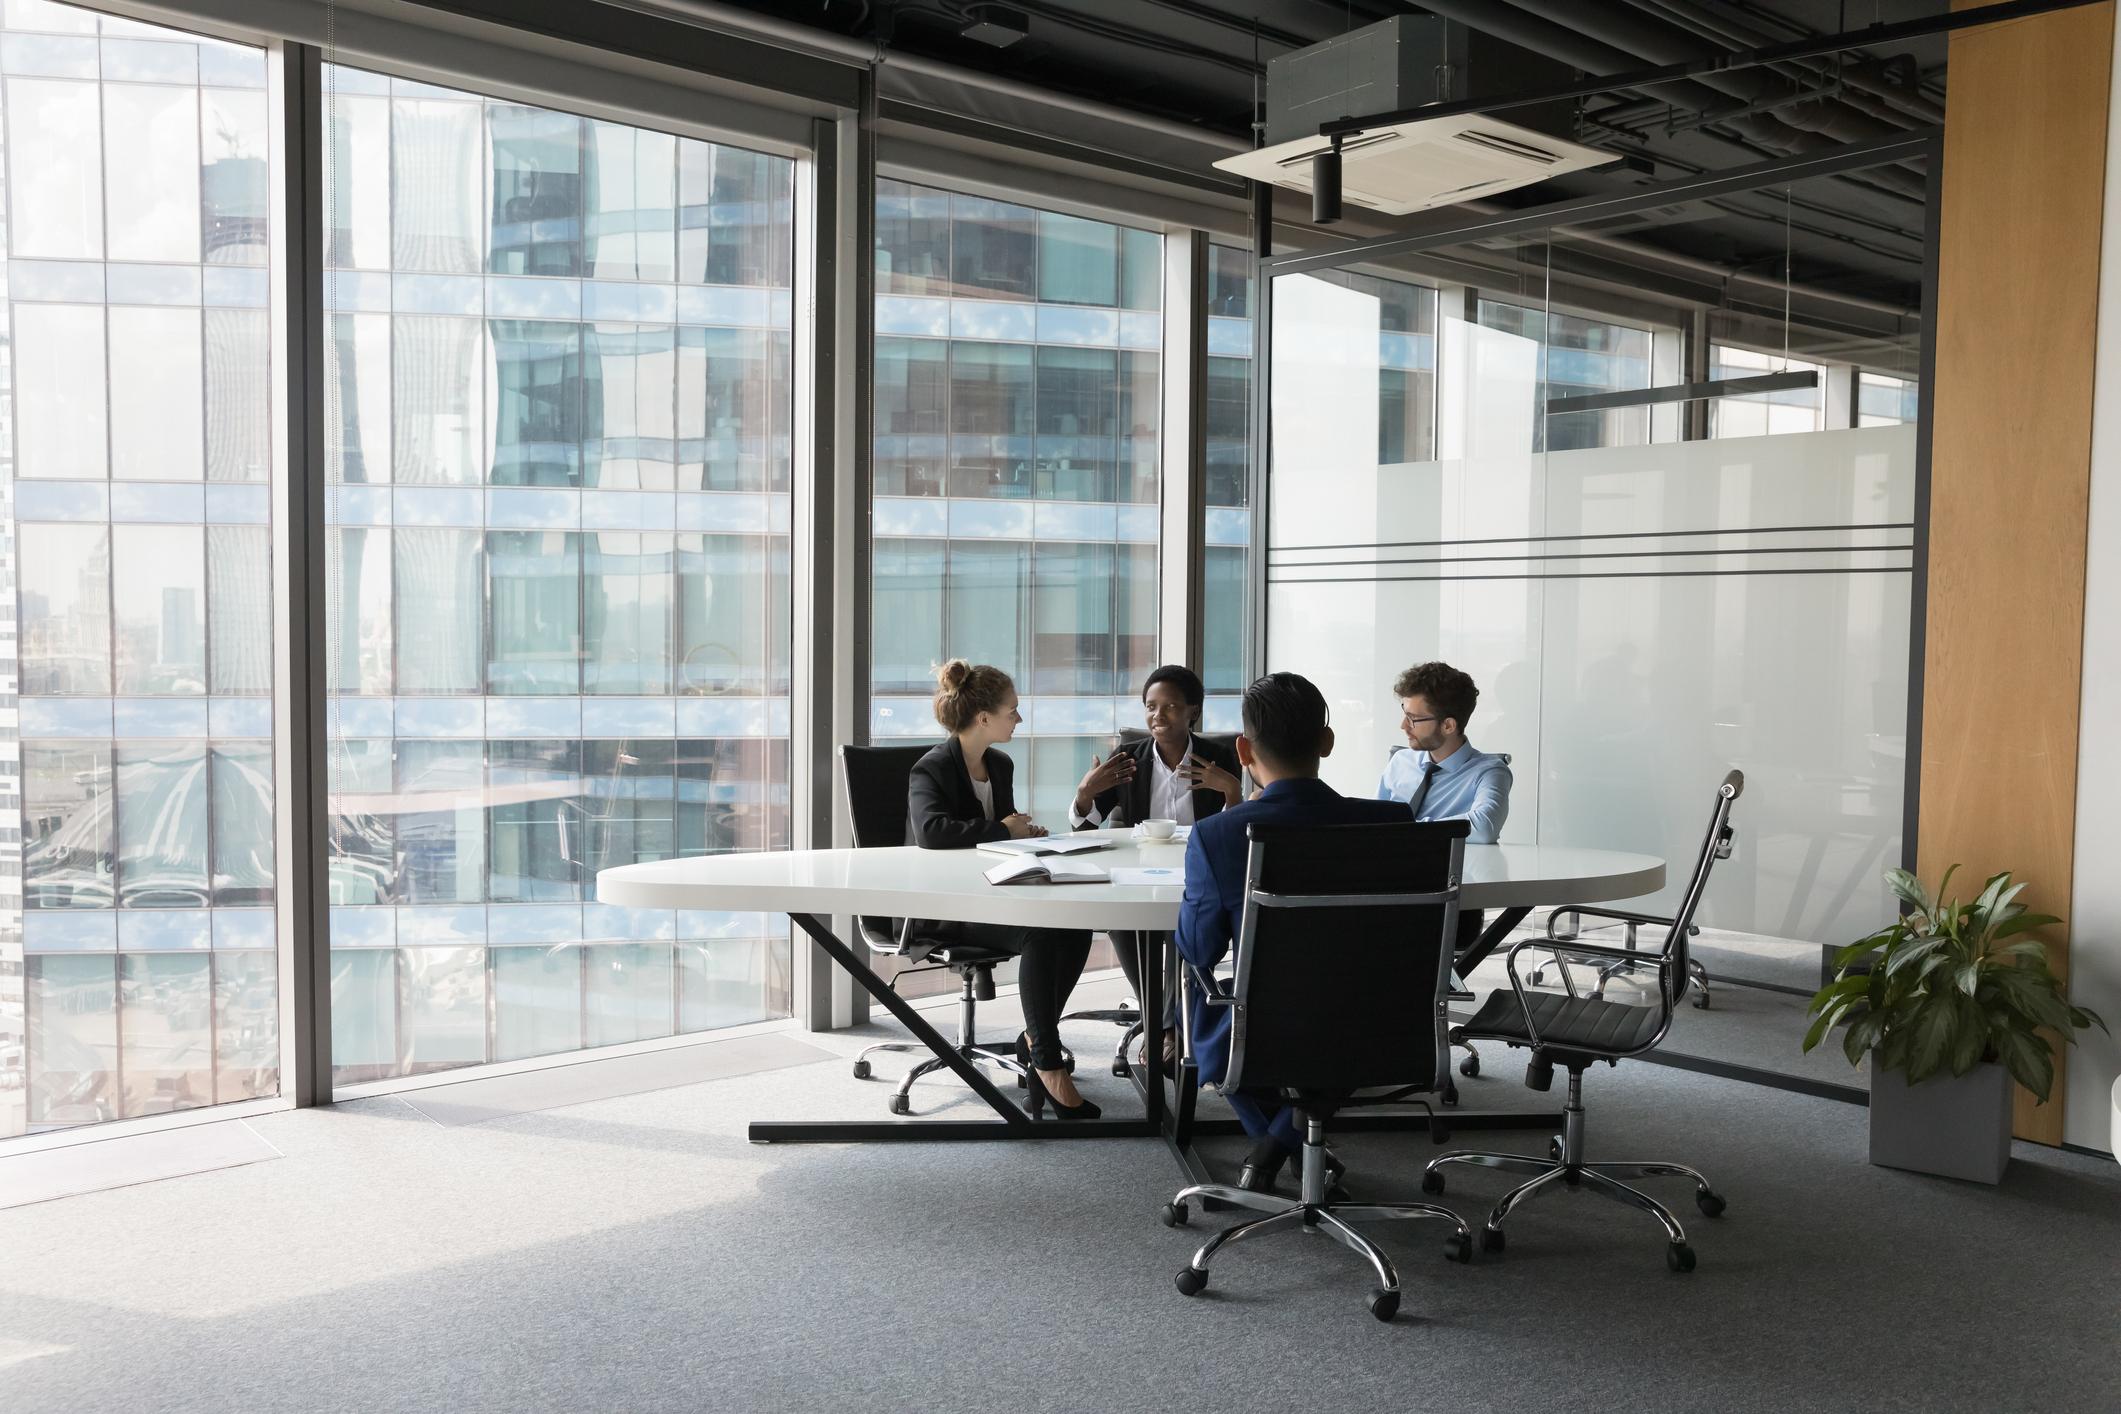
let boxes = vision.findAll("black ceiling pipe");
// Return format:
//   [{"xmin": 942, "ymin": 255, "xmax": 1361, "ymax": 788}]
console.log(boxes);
[
  {"xmin": 1404, "ymin": 0, "xmax": 1734, "ymax": 116},
  {"xmin": 1456, "ymin": 0, "xmax": 1928, "ymax": 199},
  {"xmin": 1623, "ymin": 0, "xmax": 1946, "ymax": 125}
]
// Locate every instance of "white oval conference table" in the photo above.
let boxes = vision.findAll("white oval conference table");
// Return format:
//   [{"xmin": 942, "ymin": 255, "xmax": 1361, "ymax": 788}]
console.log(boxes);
[{"xmin": 599, "ymin": 837, "xmax": 1665, "ymax": 1160}]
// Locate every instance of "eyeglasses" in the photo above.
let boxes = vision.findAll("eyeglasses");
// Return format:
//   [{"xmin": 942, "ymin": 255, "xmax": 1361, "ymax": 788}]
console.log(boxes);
[{"xmin": 1401, "ymin": 712, "xmax": 1441, "ymax": 726}]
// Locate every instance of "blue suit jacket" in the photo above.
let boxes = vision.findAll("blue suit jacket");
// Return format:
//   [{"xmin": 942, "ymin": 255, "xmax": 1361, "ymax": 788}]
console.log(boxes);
[{"xmin": 1174, "ymin": 776, "xmax": 1407, "ymax": 1087}]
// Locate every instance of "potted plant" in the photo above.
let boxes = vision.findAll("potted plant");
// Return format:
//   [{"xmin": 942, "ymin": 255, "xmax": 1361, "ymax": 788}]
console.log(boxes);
[{"xmin": 1803, "ymin": 866, "xmax": 2106, "ymax": 1184}]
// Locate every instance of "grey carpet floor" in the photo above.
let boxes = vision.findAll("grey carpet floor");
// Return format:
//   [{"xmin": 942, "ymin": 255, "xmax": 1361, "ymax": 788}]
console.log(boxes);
[{"xmin": 2, "ymin": 981, "xmax": 2117, "ymax": 1414}]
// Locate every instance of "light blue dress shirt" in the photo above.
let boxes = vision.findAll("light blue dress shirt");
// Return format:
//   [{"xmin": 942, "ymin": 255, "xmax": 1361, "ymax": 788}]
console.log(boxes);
[{"xmin": 1377, "ymin": 742, "xmax": 1513, "ymax": 844}]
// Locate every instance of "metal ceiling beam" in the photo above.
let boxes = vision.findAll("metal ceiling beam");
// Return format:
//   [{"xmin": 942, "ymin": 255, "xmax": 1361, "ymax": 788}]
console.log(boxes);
[{"xmin": 1319, "ymin": 0, "xmax": 2101, "ymax": 137}]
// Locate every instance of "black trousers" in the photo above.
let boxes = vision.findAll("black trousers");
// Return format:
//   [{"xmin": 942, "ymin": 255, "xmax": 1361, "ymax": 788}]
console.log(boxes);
[{"xmin": 961, "ymin": 923, "xmax": 1092, "ymax": 1071}]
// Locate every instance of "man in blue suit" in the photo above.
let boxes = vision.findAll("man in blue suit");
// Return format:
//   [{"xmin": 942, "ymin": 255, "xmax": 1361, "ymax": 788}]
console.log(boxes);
[{"xmin": 1175, "ymin": 671, "xmax": 1406, "ymax": 1194}]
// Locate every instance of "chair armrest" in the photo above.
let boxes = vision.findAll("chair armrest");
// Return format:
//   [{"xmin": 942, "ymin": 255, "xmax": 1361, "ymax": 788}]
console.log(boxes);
[
  {"xmin": 1522, "ymin": 938, "xmax": 1678, "ymax": 969},
  {"xmin": 1547, "ymin": 904, "xmax": 1675, "ymax": 937}
]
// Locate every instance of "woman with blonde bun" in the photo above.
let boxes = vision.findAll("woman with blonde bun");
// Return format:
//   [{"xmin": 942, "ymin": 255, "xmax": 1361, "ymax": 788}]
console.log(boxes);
[{"xmin": 907, "ymin": 660, "xmax": 1099, "ymax": 1119}]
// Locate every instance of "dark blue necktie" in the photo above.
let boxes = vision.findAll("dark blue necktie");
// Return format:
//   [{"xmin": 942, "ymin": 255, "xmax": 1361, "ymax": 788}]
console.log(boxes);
[{"xmin": 1409, "ymin": 759, "xmax": 1440, "ymax": 820}]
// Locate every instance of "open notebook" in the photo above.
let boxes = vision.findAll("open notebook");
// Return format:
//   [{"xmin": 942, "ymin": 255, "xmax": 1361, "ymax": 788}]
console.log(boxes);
[{"xmin": 983, "ymin": 855, "xmax": 1110, "ymax": 886}]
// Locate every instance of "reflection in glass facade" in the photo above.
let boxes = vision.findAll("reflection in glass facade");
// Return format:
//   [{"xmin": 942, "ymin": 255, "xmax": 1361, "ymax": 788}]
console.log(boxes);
[
  {"xmin": 321, "ymin": 67, "xmax": 793, "ymax": 1085},
  {"xmin": 2, "ymin": 4, "xmax": 276, "ymax": 1136},
  {"xmin": 1477, "ymin": 300, "xmax": 1655, "ymax": 452},
  {"xmin": 872, "ymin": 179, "xmax": 1162, "ymax": 822}
]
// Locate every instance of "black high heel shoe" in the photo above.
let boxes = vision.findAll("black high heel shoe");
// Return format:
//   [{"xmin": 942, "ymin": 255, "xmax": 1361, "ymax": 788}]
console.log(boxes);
[{"xmin": 1025, "ymin": 1068, "xmax": 1102, "ymax": 1121}]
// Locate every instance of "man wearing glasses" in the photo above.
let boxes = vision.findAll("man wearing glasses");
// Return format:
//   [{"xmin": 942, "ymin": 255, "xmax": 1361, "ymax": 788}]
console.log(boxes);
[{"xmin": 1377, "ymin": 661, "xmax": 1512, "ymax": 844}]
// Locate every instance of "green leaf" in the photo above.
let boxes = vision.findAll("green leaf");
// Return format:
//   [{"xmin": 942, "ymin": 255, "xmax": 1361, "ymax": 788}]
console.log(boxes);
[
  {"xmin": 1802, "ymin": 1007, "xmax": 1838, "ymax": 1053},
  {"xmin": 1995, "ymin": 1029, "xmax": 2056, "ymax": 1103},
  {"xmin": 1990, "ymin": 939, "xmax": 2053, "ymax": 962},
  {"xmin": 1884, "ymin": 868, "xmax": 1932, "ymax": 915},
  {"xmin": 1835, "ymin": 936, "xmax": 1889, "ymax": 969},
  {"xmin": 1842, "ymin": 1010, "xmax": 1884, "ymax": 1067},
  {"xmin": 1992, "ymin": 913, "xmax": 2060, "ymax": 941},
  {"xmin": 1953, "ymin": 962, "xmax": 1981, "ymax": 997},
  {"xmin": 1884, "ymin": 937, "xmax": 1945, "ymax": 977},
  {"xmin": 1902, "ymin": 1001, "xmax": 1959, "ymax": 1084},
  {"xmin": 1806, "ymin": 974, "xmax": 1871, "ymax": 1016}
]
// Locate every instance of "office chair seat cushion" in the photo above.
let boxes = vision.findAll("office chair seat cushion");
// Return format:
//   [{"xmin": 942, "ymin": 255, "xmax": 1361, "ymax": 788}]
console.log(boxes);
[{"xmin": 1461, "ymin": 987, "xmax": 1662, "ymax": 1060}]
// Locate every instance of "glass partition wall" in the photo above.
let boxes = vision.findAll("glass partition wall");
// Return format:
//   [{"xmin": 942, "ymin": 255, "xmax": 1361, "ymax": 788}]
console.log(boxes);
[{"xmin": 1263, "ymin": 152, "xmax": 1928, "ymax": 1093}]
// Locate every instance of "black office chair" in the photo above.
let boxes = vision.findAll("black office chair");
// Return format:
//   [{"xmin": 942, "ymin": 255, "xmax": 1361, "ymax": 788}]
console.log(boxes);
[
  {"xmin": 1161, "ymin": 819, "xmax": 1475, "ymax": 1323},
  {"xmin": 1061, "ymin": 727, "xmax": 1243, "ymax": 1076},
  {"xmin": 1529, "ymin": 778, "xmax": 1733, "ymax": 1010},
  {"xmin": 840, "ymin": 744, "xmax": 1033, "ymax": 1114},
  {"xmin": 1422, "ymin": 770, "xmax": 1742, "ymax": 1272}
]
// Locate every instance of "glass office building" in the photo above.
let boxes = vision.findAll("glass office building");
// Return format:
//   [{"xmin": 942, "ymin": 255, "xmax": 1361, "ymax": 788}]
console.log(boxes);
[
  {"xmin": 870, "ymin": 179, "xmax": 1162, "ymax": 818},
  {"xmin": 319, "ymin": 68, "xmax": 795, "ymax": 1085},
  {"xmin": 3, "ymin": 6, "xmax": 278, "ymax": 1133}
]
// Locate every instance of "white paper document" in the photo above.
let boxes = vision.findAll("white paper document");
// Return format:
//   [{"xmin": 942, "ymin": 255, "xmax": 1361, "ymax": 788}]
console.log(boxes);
[
  {"xmin": 975, "ymin": 836, "xmax": 1114, "ymax": 858},
  {"xmin": 983, "ymin": 856, "xmax": 1111, "ymax": 886},
  {"xmin": 1109, "ymin": 866, "xmax": 1184, "ymax": 887}
]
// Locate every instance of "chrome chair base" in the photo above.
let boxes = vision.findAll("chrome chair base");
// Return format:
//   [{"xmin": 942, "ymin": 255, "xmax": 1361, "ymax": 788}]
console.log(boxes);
[
  {"xmin": 1163, "ymin": 1124, "xmax": 1472, "ymax": 1321},
  {"xmin": 1421, "ymin": 1071, "xmax": 1724, "ymax": 1272}
]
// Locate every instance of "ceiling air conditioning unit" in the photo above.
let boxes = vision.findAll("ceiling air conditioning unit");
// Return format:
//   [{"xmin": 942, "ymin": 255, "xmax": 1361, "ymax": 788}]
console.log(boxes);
[{"xmin": 1215, "ymin": 14, "xmax": 1617, "ymax": 215}]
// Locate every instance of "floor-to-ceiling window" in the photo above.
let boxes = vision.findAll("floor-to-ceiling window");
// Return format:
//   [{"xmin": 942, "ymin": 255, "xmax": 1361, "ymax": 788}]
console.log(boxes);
[
  {"xmin": 1, "ymin": 2, "xmax": 277, "ymax": 1134},
  {"xmin": 320, "ymin": 68, "xmax": 794, "ymax": 1084},
  {"xmin": 871, "ymin": 179, "xmax": 1160, "ymax": 819},
  {"xmin": 1708, "ymin": 343, "xmax": 1828, "ymax": 437},
  {"xmin": 1201, "ymin": 244, "xmax": 1251, "ymax": 729}
]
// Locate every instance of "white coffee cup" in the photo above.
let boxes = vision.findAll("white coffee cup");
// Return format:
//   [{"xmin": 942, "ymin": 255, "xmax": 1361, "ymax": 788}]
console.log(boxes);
[{"xmin": 1141, "ymin": 818, "xmax": 1178, "ymax": 840}]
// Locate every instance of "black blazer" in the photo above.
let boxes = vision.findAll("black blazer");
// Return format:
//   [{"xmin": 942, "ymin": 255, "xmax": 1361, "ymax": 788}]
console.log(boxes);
[
  {"xmin": 907, "ymin": 736, "xmax": 1017, "ymax": 849},
  {"xmin": 1077, "ymin": 731, "xmax": 1242, "ymax": 831}
]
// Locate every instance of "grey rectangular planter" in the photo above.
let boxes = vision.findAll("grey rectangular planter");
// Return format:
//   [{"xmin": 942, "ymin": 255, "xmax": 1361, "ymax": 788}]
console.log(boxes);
[{"xmin": 1868, "ymin": 1059, "xmax": 2013, "ymax": 1184}]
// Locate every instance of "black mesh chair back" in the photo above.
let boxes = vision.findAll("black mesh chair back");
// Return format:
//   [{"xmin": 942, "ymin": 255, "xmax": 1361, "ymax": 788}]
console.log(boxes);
[
  {"xmin": 838, "ymin": 744, "xmax": 933, "ymax": 952},
  {"xmin": 1223, "ymin": 819, "xmax": 1469, "ymax": 1099}
]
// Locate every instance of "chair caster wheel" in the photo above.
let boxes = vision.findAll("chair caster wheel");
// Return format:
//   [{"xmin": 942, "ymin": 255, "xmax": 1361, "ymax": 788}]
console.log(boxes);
[
  {"xmin": 1443, "ymin": 1232, "xmax": 1472, "ymax": 1264},
  {"xmin": 1174, "ymin": 1267, "xmax": 1208, "ymax": 1296},
  {"xmin": 1430, "ymin": 1128, "xmax": 1451, "ymax": 1147},
  {"xmin": 1368, "ymin": 1288, "xmax": 1399, "ymax": 1322},
  {"xmin": 1112, "ymin": 1059, "xmax": 1130, "ymax": 1078},
  {"xmin": 1016, "ymin": 1072, "xmax": 1028, "ymax": 1089},
  {"xmin": 1666, "ymin": 1242, "xmax": 1697, "ymax": 1273},
  {"xmin": 1695, "ymin": 1189, "xmax": 1727, "ymax": 1218},
  {"xmin": 1420, "ymin": 1169, "xmax": 1445, "ymax": 1196},
  {"xmin": 1441, "ymin": 1084, "xmax": 1459, "ymax": 1109},
  {"xmin": 888, "ymin": 1094, "xmax": 911, "ymax": 1116},
  {"xmin": 1528, "ymin": 968, "xmax": 1546, "ymax": 987},
  {"xmin": 1480, "ymin": 1226, "xmax": 1505, "ymax": 1254},
  {"xmin": 1549, "ymin": 1136, "xmax": 1564, "ymax": 1161},
  {"xmin": 1160, "ymin": 1201, "xmax": 1188, "ymax": 1228},
  {"xmin": 851, "ymin": 1060, "xmax": 871, "ymax": 1080},
  {"xmin": 1458, "ymin": 1053, "xmax": 1480, "ymax": 1078},
  {"xmin": 1692, "ymin": 994, "xmax": 1711, "ymax": 1009}
]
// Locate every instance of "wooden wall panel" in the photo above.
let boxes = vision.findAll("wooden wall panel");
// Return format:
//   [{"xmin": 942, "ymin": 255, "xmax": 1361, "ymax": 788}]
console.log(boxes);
[{"xmin": 1923, "ymin": 0, "xmax": 2114, "ymax": 1142}]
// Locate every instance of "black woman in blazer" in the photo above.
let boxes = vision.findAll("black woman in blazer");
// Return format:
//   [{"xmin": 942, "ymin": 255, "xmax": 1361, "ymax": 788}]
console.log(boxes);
[{"xmin": 1067, "ymin": 664, "xmax": 1244, "ymax": 1046}]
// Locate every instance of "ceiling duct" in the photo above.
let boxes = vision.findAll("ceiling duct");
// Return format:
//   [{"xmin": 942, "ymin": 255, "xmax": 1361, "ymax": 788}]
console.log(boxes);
[{"xmin": 1215, "ymin": 14, "xmax": 1618, "ymax": 217}]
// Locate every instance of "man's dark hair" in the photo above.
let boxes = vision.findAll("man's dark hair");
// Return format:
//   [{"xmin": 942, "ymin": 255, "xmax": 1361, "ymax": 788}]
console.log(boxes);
[
  {"xmin": 1241, "ymin": 672, "xmax": 1329, "ymax": 772},
  {"xmin": 1393, "ymin": 661, "xmax": 1478, "ymax": 731},
  {"xmin": 1141, "ymin": 663, "xmax": 1205, "ymax": 710}
]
